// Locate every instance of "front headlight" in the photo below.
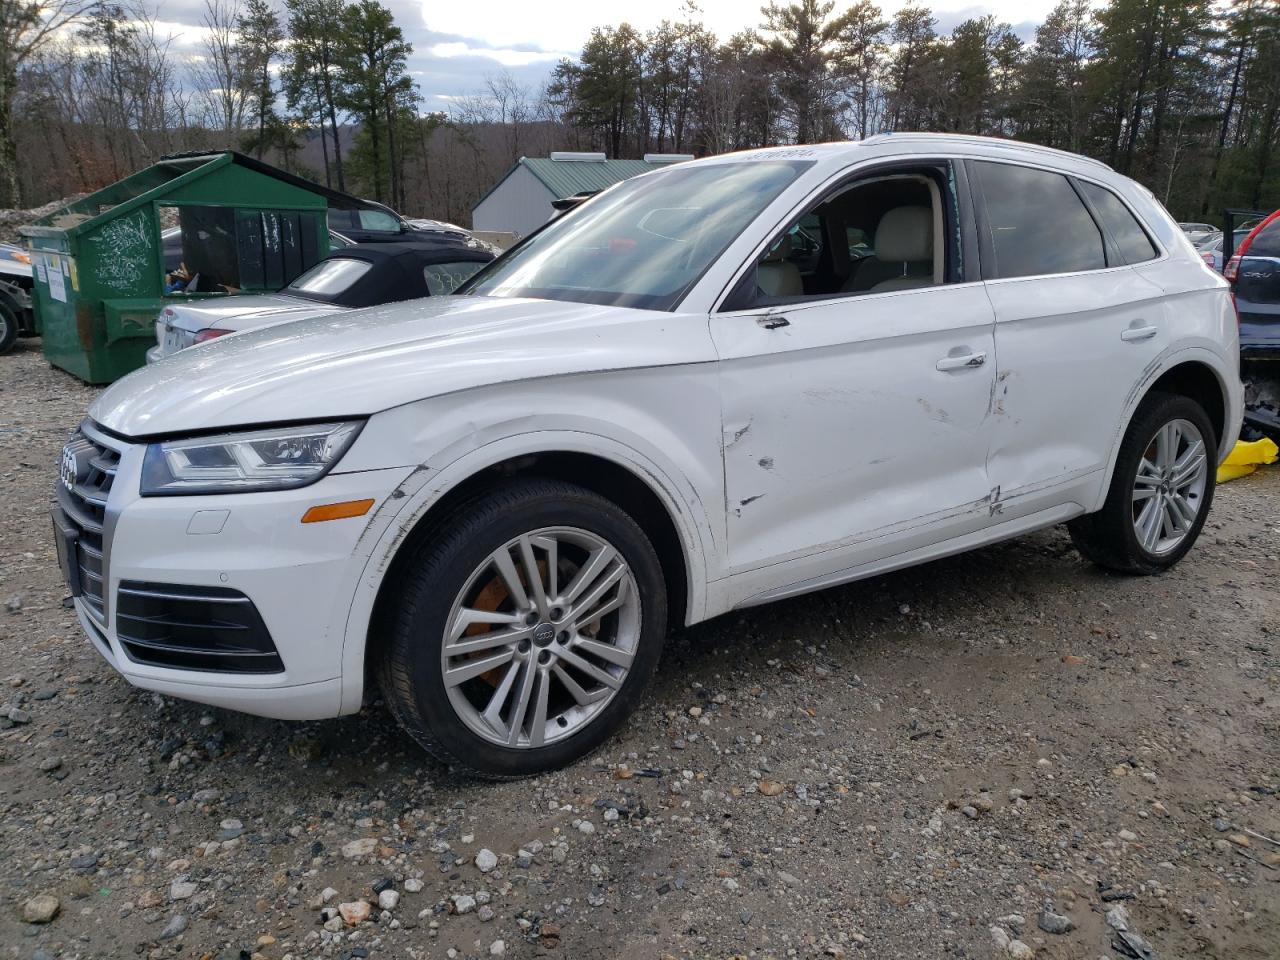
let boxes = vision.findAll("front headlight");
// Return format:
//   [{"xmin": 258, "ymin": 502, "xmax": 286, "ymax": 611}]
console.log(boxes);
[{"xmin": 141, "ymin": 421, "xmax": 363, "ymax": 496}]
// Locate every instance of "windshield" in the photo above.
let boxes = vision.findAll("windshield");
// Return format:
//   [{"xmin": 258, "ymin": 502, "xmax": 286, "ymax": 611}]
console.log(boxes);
[
  {"xmin": 287, "ymin": 258, "xmax": 372, "ymax": 299},
  {"xmin": 464, "ymin": 160, "xmax": 812, "ymax": 310}
]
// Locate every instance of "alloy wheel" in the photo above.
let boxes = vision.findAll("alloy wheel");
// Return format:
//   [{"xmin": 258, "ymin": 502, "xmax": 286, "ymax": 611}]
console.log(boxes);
[
  {"xmin": 440, "ymin": 527, "xmax": 641, "ymax": 749},
  {"xmin": 1131, "ymin": 418, "xmax": 1208, "ymax": 555}
]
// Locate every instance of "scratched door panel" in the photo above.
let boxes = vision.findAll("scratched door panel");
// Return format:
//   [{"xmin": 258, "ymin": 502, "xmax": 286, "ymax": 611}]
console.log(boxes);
[
  {"xmin": 711, "ymin": 282, "xmax": 997, "ymax": 576},
  {"xmin": 984, "ymin": 265, "xmax": 1168, "ymax": 508}
]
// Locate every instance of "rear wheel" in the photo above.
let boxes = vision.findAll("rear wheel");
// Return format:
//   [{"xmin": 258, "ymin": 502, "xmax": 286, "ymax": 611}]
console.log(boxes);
[
  {"xmin": 1069, "ymin": 392, "xmax": 1216, "ymax": 574},
  {"xmin": 376, "ymin": 478, "xmax": 667, "ymax": 777}
]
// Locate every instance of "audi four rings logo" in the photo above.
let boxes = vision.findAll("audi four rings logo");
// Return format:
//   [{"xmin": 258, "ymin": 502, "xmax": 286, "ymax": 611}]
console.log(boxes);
[{"xmin": 60, "ymin": 447, "xmax": 78, "ymax": 493}]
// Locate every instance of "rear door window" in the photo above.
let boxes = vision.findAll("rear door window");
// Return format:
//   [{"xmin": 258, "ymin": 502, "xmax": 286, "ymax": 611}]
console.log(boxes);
[
  {"xmin": 1078, "ymin": 182, "xmax": 1159, "ymax": 264},
  {"xmin": 975, "ymin": 161, "xmax": 1106, "ymax": 278},
  {"xmin": 358, "ymin": 209, "xmax": 402, "ymax": 233},
  {"xmin": 1247, "ymin": 219, "xmax": 1280, "ymax": 258}
]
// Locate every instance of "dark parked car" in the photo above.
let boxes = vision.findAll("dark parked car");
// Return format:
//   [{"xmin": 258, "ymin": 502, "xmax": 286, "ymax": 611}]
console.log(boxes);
[
  {"xmin": 149, "ymin": 239, "xmax": 494, "ymax": 362},
  {"xmin": 1228, "ymin": 209, "xmax": 1280, "ymax": 438}
]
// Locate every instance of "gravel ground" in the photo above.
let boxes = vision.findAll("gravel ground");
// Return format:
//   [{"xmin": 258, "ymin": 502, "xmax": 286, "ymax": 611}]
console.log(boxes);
[{"xmin": 1, "ymin": 338, "xmax": 1278, "ymax": 960}]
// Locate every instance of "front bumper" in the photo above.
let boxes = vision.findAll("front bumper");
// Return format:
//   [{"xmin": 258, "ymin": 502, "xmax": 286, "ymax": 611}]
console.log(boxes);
[{"xmin": 60, "ymin": 424, "xmax": 413, "ymax": 720}]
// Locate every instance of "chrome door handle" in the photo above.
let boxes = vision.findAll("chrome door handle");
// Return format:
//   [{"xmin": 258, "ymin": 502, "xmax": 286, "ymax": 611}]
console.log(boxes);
[
  {"xmin": 936, "ymin": 351, "xmax": 987, "ymax": 372},
  {"xmin": 1121, "ymin": 324, "xmax": 1158, "ymax": 342}
]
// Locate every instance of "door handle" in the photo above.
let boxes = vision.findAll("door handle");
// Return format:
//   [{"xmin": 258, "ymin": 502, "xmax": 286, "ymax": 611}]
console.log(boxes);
[
  {"xmin": 935, "ymin": 351, "xmax": 987, "ymax": 372},
  {"xmin": 1121, "ymin": 323, "xmax": 1158, "ymax": 342},
  {"xmin": 756, "ymin": 313, "xmax": 790, "ymax": 330}
]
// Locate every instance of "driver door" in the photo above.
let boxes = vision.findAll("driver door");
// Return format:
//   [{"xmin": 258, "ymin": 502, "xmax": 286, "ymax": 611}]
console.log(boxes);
[{"xmin": 710, "ymin": 160, "xmax": 999, "ymax": 599}]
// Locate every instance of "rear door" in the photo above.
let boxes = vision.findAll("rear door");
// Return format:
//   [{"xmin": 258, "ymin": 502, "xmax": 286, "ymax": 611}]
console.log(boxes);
[
  {"xmin": 1234, "ymin": 214, "xmax": 1280, "ymax": 356},
  {"xmin": 972, "ymin": 160, "xmax": 1168, "ymax": 516}
]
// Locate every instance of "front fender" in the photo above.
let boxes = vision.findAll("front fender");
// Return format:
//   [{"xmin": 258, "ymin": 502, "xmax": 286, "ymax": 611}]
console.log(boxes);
[{"xmin": 333, "ymin": 380, "xmax": 723, "ymax": 715}]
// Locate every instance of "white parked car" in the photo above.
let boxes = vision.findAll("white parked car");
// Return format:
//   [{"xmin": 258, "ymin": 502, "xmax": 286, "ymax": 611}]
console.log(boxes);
[
  {"xmin": 1178, "ymin": 222, "xmax": 1218, "ymax": 247},
  {"xmin": 146, "ymin": 241, "xmax": 493, "ymax": 362},
  {"xmin": 57, "ymin": 134, "xmax": 1241, "ymax": 777}
]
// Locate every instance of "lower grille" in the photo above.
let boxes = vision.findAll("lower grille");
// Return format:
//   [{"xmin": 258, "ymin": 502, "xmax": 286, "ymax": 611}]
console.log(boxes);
[{"xmin": 116, "ymin": 581, "xmax": 284, "ymax": 674}]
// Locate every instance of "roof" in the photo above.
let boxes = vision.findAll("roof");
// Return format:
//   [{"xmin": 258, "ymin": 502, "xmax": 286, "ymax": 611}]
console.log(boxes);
[
  {"xmin": 21, "ymin": 152, "xmax": 384, "ymax": 239},
  {"xmin": 158, "ymin": 151, "xmax": 383, "ymax": 211},
  {"xmin": 858, "ymin": 132, "xmax": 1113, "ymax": 171},
  {"xmin": 473, "ymin": 157, "xmax": 669, "ymax": 211}
]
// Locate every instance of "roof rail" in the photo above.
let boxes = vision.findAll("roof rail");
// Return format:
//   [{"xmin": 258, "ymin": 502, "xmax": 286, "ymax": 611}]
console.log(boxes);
[{"xmin": 860, "ymin": 132, "xmax": 1113, "ymax": 172}]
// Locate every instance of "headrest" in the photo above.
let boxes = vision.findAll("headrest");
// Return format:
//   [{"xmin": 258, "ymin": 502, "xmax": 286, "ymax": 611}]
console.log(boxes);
[
  {"xmin": 875, "ymin": 206, "xmax": 932, "ymax": 263},
  {"xmin": 762, "ymin": 234, "xmax": 792, "ymax": 262}
]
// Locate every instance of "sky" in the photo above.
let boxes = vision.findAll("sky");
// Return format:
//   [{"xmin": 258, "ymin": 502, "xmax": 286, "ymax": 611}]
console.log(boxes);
[{"xmin": 150, "ymin": 0, "xmax": 1067, "ymax": 113}]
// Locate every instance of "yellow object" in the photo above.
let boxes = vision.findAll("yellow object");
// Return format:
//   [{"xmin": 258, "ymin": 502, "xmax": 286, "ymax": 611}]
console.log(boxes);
[
  {"xmin": 1216, "ymin": 438, "xmax": 1279, "ymax": 483},
  {"xmin": 301, "ymin": 499, "xmax": 375, "ymax": 523}
]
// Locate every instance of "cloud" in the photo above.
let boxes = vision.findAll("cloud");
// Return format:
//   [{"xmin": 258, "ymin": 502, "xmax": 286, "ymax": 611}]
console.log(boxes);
[
  {"xmin": 55, "ymin": 0, "xmax": 1071, "ymax": 116},
  {"xmin": 427, "ymin": 41, "xmax": 571, "ymax": 68}
]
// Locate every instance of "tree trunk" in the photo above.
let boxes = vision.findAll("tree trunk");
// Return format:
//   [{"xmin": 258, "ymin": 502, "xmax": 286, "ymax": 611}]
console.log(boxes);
[
  {"xmin": 384, "ymin": 97, "xmax": 399, "ymax": 211},
  {"xmin": 367, "ymin": 97, "xmax": 383, "ymax": 201},
  {"xmin": 320, "ymin": 53, "xmax": 345, "ymax": 191},
  {"xmin": 313, "ymin": 77, "xmax": 332, "ymax": 187},
  {"xmin": 1202, "ymin": 24, "xmax": 1250, "ymax": 215},
  {"xmin": 0, "ymin": 73, "xmax": 21, "ymax": 208}
]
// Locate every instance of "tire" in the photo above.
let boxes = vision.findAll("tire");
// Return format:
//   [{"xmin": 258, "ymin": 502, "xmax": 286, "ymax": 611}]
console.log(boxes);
[
  {"xmin": 0, "ymin": 300, "xmax": 17, "ymax": 356},
  {"xmin": 1068, "ymin": 391, "xmax": 1217, "ymax": 574},
  {"xmin": 376, "ymin": 478, "xmax": 668, "ymax": 778}
]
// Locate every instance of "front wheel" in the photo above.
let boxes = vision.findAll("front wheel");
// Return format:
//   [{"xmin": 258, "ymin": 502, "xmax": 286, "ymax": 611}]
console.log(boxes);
[
  {"xmin": 376, "ymin": 478, "xmax": 667, "ymax": 778},
  {"xmin": 1069, "ymin": 392, "xmax": 1216, "ymax": 574}
]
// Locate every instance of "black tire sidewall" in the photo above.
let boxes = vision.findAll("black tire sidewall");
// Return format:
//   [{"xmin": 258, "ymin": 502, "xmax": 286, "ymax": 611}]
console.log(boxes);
[
  {"xmin": 1109, "ymin": 393, "xmax": 1217, "ymax": 570},
  {"xmin": 392, "ymin": 483, "xmax": 667, "ymax": 777},
  {"xmin": 0, "ymin": 303, "xmax": 16, "ymax": 355}
]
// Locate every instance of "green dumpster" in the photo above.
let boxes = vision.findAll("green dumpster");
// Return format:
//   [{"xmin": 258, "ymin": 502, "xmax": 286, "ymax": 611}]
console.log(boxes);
[{"xmin": 20, "ymin": 152, "xmax": 346, "ymax": 384}]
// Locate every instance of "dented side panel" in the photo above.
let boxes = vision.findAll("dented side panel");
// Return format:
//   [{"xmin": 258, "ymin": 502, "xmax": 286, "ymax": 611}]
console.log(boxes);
[
  {"xmin": 983, "ymin": 265, "xmax": 1171, "ymax": 512},
  {"xmin": 332, "ymin": 366, "xmax": 726, "ymax": 714},
  {"xmin": 710, "ymin": 282, "xmax": 998, "ymax": 577}
]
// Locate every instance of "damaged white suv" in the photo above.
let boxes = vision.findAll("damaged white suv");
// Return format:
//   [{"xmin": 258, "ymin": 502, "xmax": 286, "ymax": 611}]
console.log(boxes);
[{"xmin": 57, "ymin": 135, "xmax": 1241, "ymax": 777}]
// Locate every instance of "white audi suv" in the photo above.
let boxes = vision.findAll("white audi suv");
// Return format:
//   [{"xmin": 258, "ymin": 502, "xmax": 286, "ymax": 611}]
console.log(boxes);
[{"xmin": 56, "ymin": 134, "xmax": 1242, "ymax": 776}]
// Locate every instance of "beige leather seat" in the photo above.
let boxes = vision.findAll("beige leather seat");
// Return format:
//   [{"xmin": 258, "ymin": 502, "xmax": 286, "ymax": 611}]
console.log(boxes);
[
  {"xmin": 844, "ymin": 206, "xmax": 934, "ymax": 293},
  {"xmin": 758, "ymin": 235, "xmax": 803, "ymax": 298}
]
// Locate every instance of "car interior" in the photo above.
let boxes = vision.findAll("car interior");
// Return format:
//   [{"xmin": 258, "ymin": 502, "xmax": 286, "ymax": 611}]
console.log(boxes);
[{"xmin": 748, "ymin": 171, "xmax": 950, "ymax": 307}]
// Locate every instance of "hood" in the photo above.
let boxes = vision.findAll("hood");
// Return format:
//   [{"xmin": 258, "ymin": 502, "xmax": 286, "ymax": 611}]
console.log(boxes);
[
  {"xmin": 162, "ymin": 294, "xmax": 324, "ymax": 333},
  {"xmin": 91, "ymin": 295, "xmax": 711, "ymax": 437}
]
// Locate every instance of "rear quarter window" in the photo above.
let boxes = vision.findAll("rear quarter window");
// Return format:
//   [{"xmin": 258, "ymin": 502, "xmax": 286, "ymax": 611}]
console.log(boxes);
[
  {"xmin": 1078, "ymin": 181, "xmax": 1159, "ymax": 264},
  {"xmin": 975, "ymin": 161, "xmax": 1106, "ymax": 278}
]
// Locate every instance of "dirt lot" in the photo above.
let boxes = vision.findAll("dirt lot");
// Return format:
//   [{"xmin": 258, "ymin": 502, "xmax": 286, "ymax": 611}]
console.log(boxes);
[{"xmin": 1, "ymin": 338, "xmax": 1277, "ymax": 960}]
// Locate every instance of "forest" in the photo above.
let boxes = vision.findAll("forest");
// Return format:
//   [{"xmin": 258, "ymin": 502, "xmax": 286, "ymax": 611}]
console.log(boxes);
[{"xmin": 2, "ymin": 0, "xmax": 1278, "ymax": 229}]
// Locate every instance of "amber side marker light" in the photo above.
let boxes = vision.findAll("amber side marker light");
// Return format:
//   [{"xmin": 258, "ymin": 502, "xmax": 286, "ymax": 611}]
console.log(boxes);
[{"xmin": 301, "ymin": 499, "xmax": 375, "ymax": 523}]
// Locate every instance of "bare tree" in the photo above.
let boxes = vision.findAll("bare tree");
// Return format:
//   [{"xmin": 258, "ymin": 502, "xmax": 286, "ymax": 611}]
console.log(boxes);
[
  {"xmin": 194, "ymin": 0, "xmax": 248, "ymax": 145},
  {"xmin": 1, "ymin": 0, "xmax": 94, "ymax": 205}
]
